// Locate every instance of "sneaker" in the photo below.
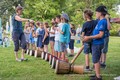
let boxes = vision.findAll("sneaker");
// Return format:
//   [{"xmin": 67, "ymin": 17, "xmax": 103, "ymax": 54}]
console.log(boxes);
[
  {"xmin": 90, "ymin": 75, "xmax": 102, "ymax": 80},
  {"xmin": 84, "ymin": 68, "xmax": 93, "ymax": 72},
  {"xmin": 21, "ymin": 58, "xmax": 28, "ymax": 61},
  {"xmin": 100, "ymin": 63, "xmax": 106, "ymax": 69},
  {"xmin": 68, "ymin": 54, "xmax": 74, "ymax": 57},
  {"xmin": 16, "ymin": 59, "xmax": 22, "ymax": 62}
]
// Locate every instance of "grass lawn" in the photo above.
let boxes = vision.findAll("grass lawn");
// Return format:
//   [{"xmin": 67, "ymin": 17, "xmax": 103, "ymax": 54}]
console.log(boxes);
[{"xmin": 0, "ymin": 36, "xmax": 120, "ymax": 80}]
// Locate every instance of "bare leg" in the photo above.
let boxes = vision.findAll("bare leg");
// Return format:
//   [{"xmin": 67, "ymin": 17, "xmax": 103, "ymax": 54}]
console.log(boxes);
[
  {"xmin": 71, "ymin": 49, "xmax": 74, "ymax": 55},
  {"xmin": 58, "ymin": 52, "xmax": 61, "ymax": 58},
  {"xmin": 101, "ymin": 53, "xmax": 106, "ymax": 64},
  {"xmin": 15, "ymin": 51, "xmax": 19, "ymax": 60},
  {"xmin": 21, "ymin": 49, "xmax": 25, "ymax": 59},
  {"xmin": 44, "ymin": 45, "xmax": 48, "ymax": 52},
  {"xmin": 94, "ymin": 62, "xmax": 101, "ymax": 78},
  {"xmin": 50, "ymin": 41, "xmax": 54, "ymax": 55},
  {"xmin": 85, "ymin": 54, "xmax": 90, "ymax": 67},
  {"xmin": 61, "ymin": 52, "xmax": 65, "ymax": 60}
]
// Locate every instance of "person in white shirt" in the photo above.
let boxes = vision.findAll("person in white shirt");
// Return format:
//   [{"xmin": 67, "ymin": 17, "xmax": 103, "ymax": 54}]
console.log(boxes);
[
  {"xmin": 76, "ymin": 24, "xmax": 82, "ymax": 44},
  {"xmin": 49, "ymin": 19, "xmax": 55, "ymax": 56}
]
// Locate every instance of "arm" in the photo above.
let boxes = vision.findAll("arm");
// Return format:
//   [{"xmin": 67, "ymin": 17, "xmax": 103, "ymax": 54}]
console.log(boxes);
[
  {"xmin": 83, "ymin": 31, "xmax": 104, "ymax": 42},
  {"xmin": 105, "ymin": 15, "xmax": 111, "ymax": 30},
  {"xmin": 110, "ymin": 18, "xmax": 120, "ymax": 23},
  {"xmin": 15, "ymin": 15, "xmax": 29, "ymax": 22}
]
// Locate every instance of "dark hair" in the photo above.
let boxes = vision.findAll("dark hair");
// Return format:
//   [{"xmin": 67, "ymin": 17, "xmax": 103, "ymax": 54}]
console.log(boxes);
[
  {"xmin": 16, "ymin": 6, "xmax": 23, "ymax": 12},
  {"xmin": 44, "ymin": 22, "xmax": 49, "ymax": 28},
  {"xmin": 64, "ymin": 19, "xmax": 69, "ymax": 23},
  {"xmin": 51, "ymin": 22, "xmax": 55, "ymax": 26},
  {"xmin": 84, "ymin": 9, "xmax": 93, "ymax": 19},
  {"xmin": 30, "ymin": 21, "xmax": 34, "ymax": 25},
  {"xmin": 71, "ymin": 24, "xmax": 75, "ymax": 29},
  {"xmin": 96, "ymin": 5, "xmax": 108, "ymax": 16},
  {"xmin": 36, "ymin": 21, "xmax": 40, "ymax": 26},
  {"xmin": 101, "ymin": 12, "xmax": 107, "ymax": 16},
  {"xmin": 56, "ymin": 15, "xmax": 61, "ymax": 19}
]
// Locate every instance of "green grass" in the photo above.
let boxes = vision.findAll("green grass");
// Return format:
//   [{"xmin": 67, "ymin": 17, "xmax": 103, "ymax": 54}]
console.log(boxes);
[{"xmin": 0, "ymin": 36, "xmax": 120, "ymax": 80}]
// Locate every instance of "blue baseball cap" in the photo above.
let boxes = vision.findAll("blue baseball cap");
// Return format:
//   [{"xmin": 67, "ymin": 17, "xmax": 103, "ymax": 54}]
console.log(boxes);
[{"xmin": 61, "ymin": 13, "xmax": 70, "ymax": 21}]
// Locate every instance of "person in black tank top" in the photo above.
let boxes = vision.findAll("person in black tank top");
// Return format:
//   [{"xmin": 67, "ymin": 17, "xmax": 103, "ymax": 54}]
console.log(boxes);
[{"xmin": 12, "ymin": 6, "xmax": 32, "ymax": 62}]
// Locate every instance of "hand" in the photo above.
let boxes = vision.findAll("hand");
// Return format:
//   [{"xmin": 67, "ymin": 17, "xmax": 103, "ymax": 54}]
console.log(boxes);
[
  {"xmin": 28, "ymin": 19, "xmax": 33, "ymax": 22},
  {"xmin": 83, "ymin": 36, "xmax": 91, "ymax": 42},
  {"xmin": 71, "ymin": 33, "xmax": 74, "ymax": 36},
  {"xmin": 42, "ymin": 40, "xmax": 44, "ymax": 43}
]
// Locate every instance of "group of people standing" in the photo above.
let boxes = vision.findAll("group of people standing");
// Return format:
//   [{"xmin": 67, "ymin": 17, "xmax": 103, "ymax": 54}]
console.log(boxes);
[
  {"xmin": 24, "ymin": 14, "xmax": 77, "ymax": 61},
  {"xmin": 12, "ymin": 5, "xmax": 112, "ymax": 80}
]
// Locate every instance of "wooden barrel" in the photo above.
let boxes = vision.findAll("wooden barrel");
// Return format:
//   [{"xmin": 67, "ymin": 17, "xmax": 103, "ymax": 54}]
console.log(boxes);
[
  {"xmin": 30, "ymin": 50, "xmax": 35, "ymax": 56},
  {"xmin": 71, "ymin": 65, "xmax": 84, "ymax": 74},
  {"xmin": 41, "ymin": 52, "xmax": 46, "ymax": 59},
  {"xmin": 26, "ymin": 49, "xmax": 30, "ymax": 55},
  {"xmin": 55, "ymin": 60, "xmax": 71, "ymax": 74},
  {"xmin": 34, "ymin": 50, "xmax": 42, "ymax": 58}
]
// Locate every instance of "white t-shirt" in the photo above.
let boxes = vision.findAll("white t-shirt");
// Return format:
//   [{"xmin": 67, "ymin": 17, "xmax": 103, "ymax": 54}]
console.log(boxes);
[
  {"xmin": 49, "ymin": 27, "xmax": 55, "ymax": 37},
  {"xmin": 55, "ymin": 23, "xmax": 63, "ymax": 41},
  {"xmin": 76, "ymin": 27, "xmax": 82, "ymax": 34}
]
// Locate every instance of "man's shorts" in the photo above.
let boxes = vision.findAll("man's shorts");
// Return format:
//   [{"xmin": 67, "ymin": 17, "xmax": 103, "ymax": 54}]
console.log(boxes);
[
  {"xmin": 92, "ymin": 44, "xmax": 104, "ymax": 63},
  {"xmin": 12, "ymin": 32, "xmax": 26, "ymax": 52}
]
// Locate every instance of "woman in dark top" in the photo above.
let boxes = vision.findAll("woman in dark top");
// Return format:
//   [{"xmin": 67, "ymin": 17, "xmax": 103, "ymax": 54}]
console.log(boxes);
[
  {"xmin": 69, "ymin": 24, "xmax": 76, "ymax": 57},
  {"xmin": 12, "ymin": 6, "xmax": 31, "ymax": 62}
]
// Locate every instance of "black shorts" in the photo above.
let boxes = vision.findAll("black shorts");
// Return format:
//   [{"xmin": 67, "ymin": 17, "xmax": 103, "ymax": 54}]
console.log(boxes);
[{"xmin": 49, "ymin": 37, "xmax": 55, "ymax": 42}]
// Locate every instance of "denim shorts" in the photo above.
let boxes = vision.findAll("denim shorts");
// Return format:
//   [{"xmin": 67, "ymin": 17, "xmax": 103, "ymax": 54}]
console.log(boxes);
[
  {"xmin": 60, "ymin": 42, "xmax": 67, "ymax": 52},
  {"xmin": 83, "ymin": 42, "xmax": 92, "ymax": 54},
  {"xmin": 12, "ymin": 32, "xmax": 26, "ymax": 52},
  {"xmin": 92, "ymin": 44, "xmax": 104, "ymax": 63},
  {"xmin": 54, "ymin": 40, "xmax": 61, "ymax": 52},
  {"xmin": 102, "ymin": 37, "xmax": 109, "ymax": 54}
]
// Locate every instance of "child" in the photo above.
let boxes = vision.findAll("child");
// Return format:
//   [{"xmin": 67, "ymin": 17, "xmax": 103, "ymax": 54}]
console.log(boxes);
[
  {"xmin": 82, "ymin": 9, "xmax": 98, "ymax": 71},
  {"xmin": 36, "ymin": 22, "xmax": 45, "ymax": 51},
  {"xmin": 76, "ymin": 24, "xmax": 82, "ymax": 44},
  {"xmin": 59, "ymin": 13, "xmax": 70, "ymax": 60},
  {"xmin": 24, "ymin": 22, "xmax": 30, "ymax": 49},
  {"xmin": 100, "ymin": 14, "xmax": 111, "ymax": 69},
  {"xmin": 42, "ymin": 22, "xmax": 50, "ymax": 52},
  {"xmin": 83, "ymin": 6, "xmax": 108, "ymax": 80},
  {"xmin": 54, "ymin": 15, "xmax": 62, "ymax": 58},
  {"xmin": 29, "ymin": 21, "xmax": 36, "ymax": 50},
  {"xmin": 49, "ymin": 20, "xmax": 55, "ymax": 56},
  {"xmin": 69, "ymin": 24, "xmax": 76, "ymax": 57}
]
